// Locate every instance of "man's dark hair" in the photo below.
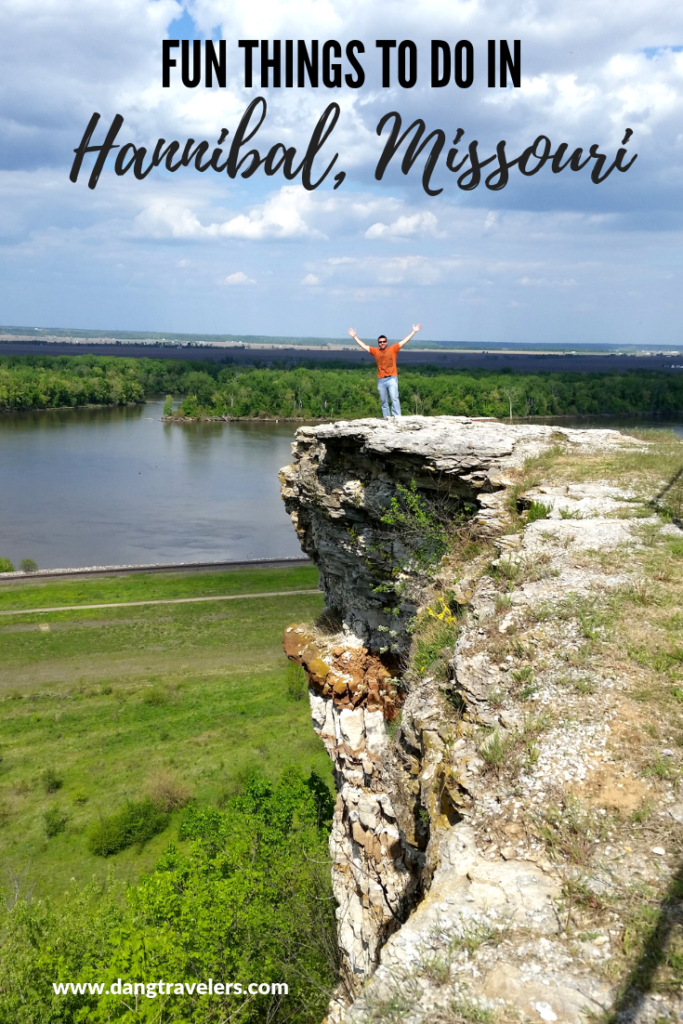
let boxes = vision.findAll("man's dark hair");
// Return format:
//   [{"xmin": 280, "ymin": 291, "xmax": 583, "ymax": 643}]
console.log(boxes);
[{"xmin": 377, "ymin": 334, "xmax": 388, "ymax": 343}]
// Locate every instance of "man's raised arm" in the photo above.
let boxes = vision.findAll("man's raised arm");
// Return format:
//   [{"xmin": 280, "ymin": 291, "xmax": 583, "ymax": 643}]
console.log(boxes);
[
  {"xmin": 348, "ymin": 327, "xmax": 371, "ymax": 353},
  {"xmin": 397, "ymin": 323, "xmax": 422, "ymax": 349}
]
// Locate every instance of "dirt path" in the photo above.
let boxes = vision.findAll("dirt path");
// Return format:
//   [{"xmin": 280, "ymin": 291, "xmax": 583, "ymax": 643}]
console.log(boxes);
[{"xmin": 0, "ymin": 589, "xmax": 321, "ymax": 617}]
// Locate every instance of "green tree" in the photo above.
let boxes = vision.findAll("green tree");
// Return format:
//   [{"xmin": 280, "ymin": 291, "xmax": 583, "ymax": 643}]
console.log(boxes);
[{"xmin": 0, "ymin": 767, "xmax": 338, "ymax": 1024}]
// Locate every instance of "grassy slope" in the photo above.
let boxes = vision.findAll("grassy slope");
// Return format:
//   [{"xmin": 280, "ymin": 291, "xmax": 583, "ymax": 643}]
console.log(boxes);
[{"xmin": 0, "ymin": 567, "xmax": 326, "ymax": 900}]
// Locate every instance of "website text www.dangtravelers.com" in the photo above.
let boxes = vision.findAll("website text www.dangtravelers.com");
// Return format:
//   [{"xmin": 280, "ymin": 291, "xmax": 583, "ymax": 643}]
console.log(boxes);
[{"xmin": 53, "ymin": 979, "xmax": 288, "ymax": 999}]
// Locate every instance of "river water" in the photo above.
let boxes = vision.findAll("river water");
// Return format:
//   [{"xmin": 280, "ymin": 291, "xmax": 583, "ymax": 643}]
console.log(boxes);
[
  {"xmin": 0, "ymin": 402, "xmax": 302, "ymax": 570},
  {"xmin": 1, "ymin": 403, "xmax": 681, "ymax": 570}
]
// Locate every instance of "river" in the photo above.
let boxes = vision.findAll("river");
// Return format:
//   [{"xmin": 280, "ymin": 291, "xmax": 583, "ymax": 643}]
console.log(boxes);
[
  {"xmin": 0, "ymin": 402, "xmax": 302, "ymax": 570},
  {"xmin": 1, "ymin": 403, "xmax": 681, "ymax": 570}
]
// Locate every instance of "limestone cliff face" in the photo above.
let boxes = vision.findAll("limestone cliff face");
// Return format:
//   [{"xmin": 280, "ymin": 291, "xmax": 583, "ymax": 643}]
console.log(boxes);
[
  {"xmin": 280, "ymin": 417, "xmax": 683, "ymax": 1024},
  {"xmin": 280, "ymin": 417, "xmax": 543, "ymax": 653}
]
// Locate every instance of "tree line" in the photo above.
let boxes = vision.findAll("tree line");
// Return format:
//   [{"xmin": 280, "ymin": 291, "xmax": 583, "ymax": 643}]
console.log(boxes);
[{"xmin": 1, "ymin": 353, "xmax": 683, "ymax": 419}]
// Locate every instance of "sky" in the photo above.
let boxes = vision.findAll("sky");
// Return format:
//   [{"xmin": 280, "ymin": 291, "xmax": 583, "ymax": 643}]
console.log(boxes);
[{"xmin": 0, "ymin": 0, "xmax": 682, "ymax": 344}]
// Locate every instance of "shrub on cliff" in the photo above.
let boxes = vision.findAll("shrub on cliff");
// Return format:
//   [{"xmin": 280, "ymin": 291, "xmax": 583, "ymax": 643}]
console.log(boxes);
[{"xmin": 412, "ymin": 597, "xmax": 461, "ymax": 678}]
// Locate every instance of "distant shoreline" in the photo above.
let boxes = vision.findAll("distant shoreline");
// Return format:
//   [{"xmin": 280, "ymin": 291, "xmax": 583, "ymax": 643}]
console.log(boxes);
[
  {"xmin": 3, "ymin": 329, "xmax": 680, "ymax": 356},
  {"xmin": 2, "ymin": 339, "xmax": 682, "ymax": 376},
  {"xmin": 0, "ymin": 555, "xmax": 312, "ymax": 584},
  {"xmin": 162, "ymin": 411, "xmax": 683, "ymax": 425},
  {"xmin": 2, "ymin": 406, "xmax": 680, "ymax": 424}
]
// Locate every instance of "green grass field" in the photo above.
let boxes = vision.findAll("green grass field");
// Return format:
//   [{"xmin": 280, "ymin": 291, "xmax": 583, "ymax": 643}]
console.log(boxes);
[
  {"xmin": 0, "ymin": 566, "xmax": 326, "ymax": 899},
  {"xmin": 0, "ymin": 564, "xmax": 318, "ymax": 611}
]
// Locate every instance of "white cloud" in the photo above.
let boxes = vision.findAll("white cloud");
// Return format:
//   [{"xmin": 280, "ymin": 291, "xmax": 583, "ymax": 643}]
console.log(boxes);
[
  {"xmin": 519, "ymin": 276, "xmax": 577, "ymax": 287},
  {"xmin": 225, "ymin": 271, "xmax": 255, "ymax": 285},
  {"xmin": 374, "ymin": 255, "xmax": 446, "ymax": 285},
  {"xmin": 335, "ymin": 287, "xmax": 396, "ymax": 302},
  {"xmin": 313, "ymin": 254, "xmax": 459, "ymax": 287},
  {"xmin": 302, "ymin": 273, "xmax": 320, "ymax": 285},
  {"xmin": 128, "ymin": 189, "xmax": 451, "ymax": 244},
  {"xmin": 365, "ymin": 212, "xmax": 440, "ymax": 239},
  {"xmin": 213, "ymin": 189, "xmax": 327, "ymax": 240},
  {"xmin": 132, "ymin": 187, "xmax": 327, "ymax": 240}
]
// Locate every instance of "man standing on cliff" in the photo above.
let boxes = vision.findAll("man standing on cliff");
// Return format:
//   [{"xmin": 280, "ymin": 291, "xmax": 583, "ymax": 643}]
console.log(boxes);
[{"xmin": 347, "ymin": 324, "xmax": 422, "ymax": 418}]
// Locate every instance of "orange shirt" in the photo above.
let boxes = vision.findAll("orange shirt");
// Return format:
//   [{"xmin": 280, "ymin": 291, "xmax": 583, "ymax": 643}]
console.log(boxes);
[{"xmin": 369, "ymin": 343, "xmax": 400, "ymax": 378}]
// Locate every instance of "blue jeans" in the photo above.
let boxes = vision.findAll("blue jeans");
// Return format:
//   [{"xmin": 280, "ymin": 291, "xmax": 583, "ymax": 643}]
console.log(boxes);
[{"xmin": 377, "ymin": 375, "xmax": 401, "ymax": 418}]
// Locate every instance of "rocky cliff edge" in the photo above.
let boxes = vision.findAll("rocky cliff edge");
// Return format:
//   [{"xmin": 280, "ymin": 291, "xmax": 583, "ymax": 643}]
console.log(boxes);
[{"xmin": 280, "ymin": 416, "xmax": 683, "ymax": 1024}]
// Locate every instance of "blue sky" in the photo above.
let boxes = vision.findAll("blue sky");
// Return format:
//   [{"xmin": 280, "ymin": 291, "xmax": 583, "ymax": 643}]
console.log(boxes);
[{"xmin": 0, "ymin": 0, "xmax": 682, "ymax": 344}]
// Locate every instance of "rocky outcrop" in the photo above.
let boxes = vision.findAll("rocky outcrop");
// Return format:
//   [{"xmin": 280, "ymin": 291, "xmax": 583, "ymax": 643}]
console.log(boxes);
[
  {"xmin": 279, "ymin": 417, "xmax": 551, "ymax": 652},
  {"xmin": 283, "ymin": 626, "xmax": 401, "ymax": 718},
  {"xmin": 280, "ymin": 417, "xmax": 683, "ymax": 1024}
]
